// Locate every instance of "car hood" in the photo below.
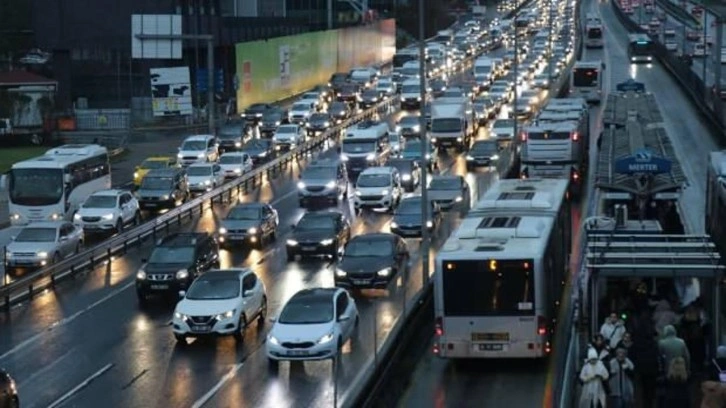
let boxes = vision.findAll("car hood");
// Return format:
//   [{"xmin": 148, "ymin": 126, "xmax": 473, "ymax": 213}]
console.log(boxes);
[
  {"xmin": 273, "ymin": 133, "xmax": 297, "ymax": 141},
  {"xmin": 356, "ymin": 186, "xmax": 390, "ymax": 195},
  {"xmin": 330, "ymin": 109, "xmax": 346, "ymax": 116},
  {"xmin": 270, "ymin": 321, "xmax": 333, "ymax": 342},
  {"xmin": 244, "ymin": 148, "xmax": 267, "ymax": 156},
  {"xmin": 289, "ymin": 109, "xmax": 310, "ymax": 116},
  {"xmin": 7, "ymin": 241, "xmax": 57, "ymax": 254},
  {"xmin": 188, "ymin": 175, "xmax": 213, "ymax": 184},
  {"xmin": 179, "ymin": 149, "xmax": 205, "ymax": 156},
  {"xmin": 145, "ymin": 262, "xmax": 190, "ymax": 273},
  {"xmin": 393, "ymin": 213, "xmax": 424, "ymax": 226},
  {"xmin": 138, "ymin": 188, "xmax": 172, "ymax": 196},
  {"xmin": 339, "ymin": 256, "xmax": 394, "ymax": 274},
  {"xmin": 290, "ymin": 229, "xmax": 335, "ymax": 243},
  {"xmin": 222, "ymin": 219, "xmax": 261, "ymax": 230},
  {"xmin": 76, "ymin": 207, "xmax": 117, "ymax": 218},
  {"xmin": 302, "ymin": 178, "xmax": 334, "ymax": 187},
  {"xmin": 176, "ymin": 298, "xmax": 240, "ymax": 316},
  {"xmin": 428, "ymin": 189, "xmax": 462, "ymax": 201},
  {"xmin": 219, "ymin": 163, "xmax": 243, "ymax": 170}
]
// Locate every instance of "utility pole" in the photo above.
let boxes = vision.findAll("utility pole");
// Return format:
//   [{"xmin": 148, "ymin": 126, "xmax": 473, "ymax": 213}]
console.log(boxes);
[{"xmin": 418, "ymin": 0, "xmax": 430, "ymax": 285}]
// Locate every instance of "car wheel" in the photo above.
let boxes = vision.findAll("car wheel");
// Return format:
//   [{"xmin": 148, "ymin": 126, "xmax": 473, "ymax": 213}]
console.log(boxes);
[
  {"xmin": 234, "ymin": 315, "xmax": 247, "ymax": 342},
  {"xmin": 52, "ymin": 252, "xmax": 61, "ymax": 265},
  {"xmin": 174, "ymin": 334, "xmax": 187, "ymax": 345},
  {"xmin": 258, "ymin": 296, "xmax": 267, "ymax": 327},
  {"xmin": 116, "ymin": 219, "xmax": 124, "ymax": 233}
]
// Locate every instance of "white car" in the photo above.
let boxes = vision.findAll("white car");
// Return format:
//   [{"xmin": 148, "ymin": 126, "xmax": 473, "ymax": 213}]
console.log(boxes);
[
  {"xmin": 288, "ymin": 102, "xmax": 316, "ymax": 124},
  {"xmin": 375, "ymin": 79, "xmax": 396, "ymax": 98},
  {"xmin": 272, "ymin": 124, "xmax": 305, "ymax": 151},
  {"xmin": 177, "ymin": 134, "xmax": 219, "ymax": 166},
  {"xmin": 267, "ymin": 287, "xmax": 358, "ymax": 367},
  {"xmin": 389, "ymin": 130, "xmax": 403, "ymax": 155},
  {"xmin": 218, "ymin": 152, "xmax": 253, "ymax": 179},
  {"xmin": 299, "ymin": 92, "xmax": 323, "ymax": 109},
  {"xmin": 74, "ymin": 189, "xmax": 141, "ymax": 234},
  {"xmin": 172, "ymin": 268, "xmax": 267, "ymax": 343},
  {"xmin": 186, "ymin": 163, "xmax": 226, "ymax": 193},
  {"xmin": 4, "ymin": 221, "xmax": 83, "ymax": 270},
  {"xmin": 353, "ymin": 166, "xmax": 403, "ymax": 212},
  {"xmin": 490, "ymin": 118, "xmax": 516, "ymax": 141}
]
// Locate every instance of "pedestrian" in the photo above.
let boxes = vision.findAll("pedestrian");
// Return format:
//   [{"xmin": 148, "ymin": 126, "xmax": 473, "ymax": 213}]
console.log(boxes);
[
  {"xmin": 710, "ymin": 345, "xmax": 726, "ymax": 383},
  {"xmin": 632, "ymin": 332, "xmax": 660, "ymax": 408},
  {"xmin": 659, "ymin": 356, "xmax": 690, "ymax": 408},
  {"xmin": 679, "ymin": 304, "xmax": 706, "ymax": 373},
  {"xmin": 609, "ymin": 347, "xmax": 636, "ymax": 408},
  {"xmin": 580, "ymin": 348, "xmax": 609, "ymax": 408},
  {"xmin": 601, "ymin": 311, "xmax": 627, "ymax": 350},
  {"xmin": 658, "ymin": 324, "xmax": 691, "ymax": 373},
  {"xmin": 652, "ymin": 299, "xmax": 677, "ymax": 337},
  {"xmin": 616, "ymin": 332, "xmax": 634, "ymax": 353},
  {"xmin": 591, "ymin": 333, "xmax": 611, "ymax": 364}
]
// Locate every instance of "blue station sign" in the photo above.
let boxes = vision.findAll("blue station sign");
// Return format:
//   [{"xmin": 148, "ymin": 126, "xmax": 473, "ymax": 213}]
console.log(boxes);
[
  {"xmin": 616, "ymin": 79, "xmax": 645, "ymax": 93},
  {"xmin": 614, "ymin": 148, "xmax": 672, "ymax": 175}
]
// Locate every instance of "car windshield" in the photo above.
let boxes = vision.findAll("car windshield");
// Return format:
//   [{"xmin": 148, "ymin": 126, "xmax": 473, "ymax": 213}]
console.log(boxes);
[
  {"xmin": 16, "ymin": 227, "xmax": 56, "ymax": 242},
  {"xmin": 342, "ymin": 141, "xmax": 376, "ymax": 153},
  {"xmin": 292, "ymin": 103, "xmax": 310, "ymax": 111},
  {"xmin": 297, "ymin": 216, "xmax": 336, "ymax": 231},
  {"xmin": 310, "ymin": 114, "xmax": 329, "ymax": 122},
  {"xmin": 400, "ymin": 117, "xmax": 420, "ymax": 126},
  {"xmin": 330, "ymin": 103, "xmax": 346, "ymax": 112},
  {"xmin": 219, "ymin": 155, "xmax": 243, "ymax": 164},
  {"xmin": 429, "ymin": 178, "xmax": 461, "ymax": 190},
  {"xmin": 491, "ymin": 86, "xmax": 508, "ymax": 93},
  {"xmin": 397, "ymin": 198, "xmax": 422, "ymax": 215},
  {"xmin": 388, "ymin": 160, "xmax": 412, "ymax": 173},
  {"xmin": 218, "ymin": 125, "xmax": 241, "ymax": 138},
  {"xmin": 493, "ymin": 119, "xmax": 515, "ymax": 128},
  {"xmin": 345, "ymin": 239, "xmax": 393, "ymax": 257},
  {"xmin": 363, "ymin": 91, "xmax": 378, "ymax": 98},
  {"xmin": 263, "ymin": 112, "xmax": 283, "ymax": 121},
  {"xmin": 140, "ymin": 177, "xmax": 172, "ymax": 190},
  {"xmin": 244, "ymin": 140, "xmax": 270, "ymax": 151},
  {"xmin": 181, "ymin": 141, "xmax": 207, "ymax": 151},
  {"xmin": 83, "ymin": 195, "xmax": 117, "ymax": 208},
  {"xmin": 148, "ymin": 246, "xmax": 195, "ymax": 264},
  {"xmin": 186, "ymin": 278, "xmax": 240, "ymax": 300},
  {"xmin": 140, "ymin": 160, "xmax": 169, "ymax": 169},
  {"xmin": 227, "ymin": 206, "xmax": 261, "ymax": 220},
  {"xmin": 357, "ymin": 174, "xmax": 391, "ymax": 188},
  {"xmin": 304, "ymin": 166, "xmax": 336, "ymax": 179},
  {"xmin": 187, "ymin": 166, "xmax": 212, "ymax": 176},
  {"xmin": 403, "ymin": 141, "xmax": 427, "ymax": 154},
  {"xmin": 278, "ymin": 297, "xmax": 334, "ymax": 324},
  {"xmin": 401, "ymin": 85, "xmax": 420, "ymax": 93},
  {"xmin": 472, "ymin": 142, "xmax": 498, "ymax": 153},
  {"xmin": 341, "ymin": 85, "xmax": 358, "ymax": 93},
  {"xmin": 277, "ymin": 126, "xmax": 297, "ymax": 134}
]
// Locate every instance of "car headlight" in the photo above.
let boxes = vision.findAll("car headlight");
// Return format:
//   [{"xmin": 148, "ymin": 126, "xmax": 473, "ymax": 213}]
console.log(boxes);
[
  {"xmin": 101, "ymin": 214, "xmax": 114, "ymax": 220},
  {"xmin": 287, "ymin": 239, "xmax": 298, "ymax": 246},
  {"xmin": 197, "ymin": 153, "xmax": 205, "ymax": 159},
  {"xmin": 426, "ymin": 220, "xmax": 434, "ymax": 228},
  {"xmin": 297, "ymin": 181, "xmax": 306, "ymax": 189},
  {"xmin": 136, "ymin": 270, "xmax": 146, "ymax": 280},
  {"xmin": 204, "ymin": 180, "xmax": 212, "ymax": 185},
  {"xmin": 355, "ymin": 191, "xmax": 362, "ymax": 196},
  {"xmin": 74, "ymin": 213, "xmax": 82, "ymax": 221},
  {"xmin": 176, "ymin": 269, "xmax": 189, "ymax": 279},
  {"xmin": 340, "ymin": 154, "xmax": 349, "ymax": 161},
  {"xmin": 425, "ymin": 154, "xmax": 431, "ymax": 160},
  {"xmin": 248, "ymin": 227, "xmax": 258, "ymax": 234},
  {"xmin": 324, "ymin": 121, "xmax": 330, "ymax": 127},
  {"xmin": 366, "ymin": 153, "xmax": 376, "ymax": 161},
  {"xmin": 402, "ymin": 174, "xmax": 411, "ymax": 181},
  {"xmin": 466, "ymin": 155, "xmax": 474, "ymax": 160},
  {"xmin": 417, "ymin": 96, "xmax": 422, "ymax": 101},
  {"xmin": 317, "ymin": 332, "xmax": 335, "ymax": 344},
  {"xmin": 37, "ymin": 251, "xmax": 48, "ymax": 259},
  {"xmin": 455, "ymin": 196, "xmax": 463, "ymax": 202},
  {"xmin": 390, "ymin": 221, "xmax": 398, "ymax": 228},
  {"xmin": 161, "ymin": 195, "xmax": 169, "ymax": 200},
  {"xmin": 377, "ymin": 267, "xmax": 392, "ymax": 277},
  {"xmin": 234, "ymin": 168, "xmax": 242, "ymax": 173},
  {"xmin": 49, "ymin": 213, "xmax": 61, "ymax": 220},
  {"xmin": 10, "ymin": 213, "xmax": 20, "ymax": 221},
  {"xmin": 491, "ymin": 154, "xmax": 500, "ymax": 160},
  {"xmin": 335, "ymin": 268, "xmax": 347, "ymax": 277},
  {"xmin": 325, "ymin": 181, "xmax": 336, "ymax": 189},
  {"xmin": 395, "ymin": 125, "xmax": 402, "ymax": 132},
  {"xmin": 275, "ymin": 121, "xmax": 281, "ymax": 126},
  {"xmin": 215, "ymin": 309, "xmax": 235, "ymax": 320},
  {"xmin": 268, "ymin": 335, "xmax": 280, "ymax": 345},
  {"xmin": 431, "ymin": 137, "xmax": 437, "ymax": 143},
  {"xmin": 412, "ymin": 125, "xmax": 420, "ymax": 132},
  {"xmin": 177, "ymin": 153, "xmax": 183, "ymax": 158},
  {"xmin": 219, "ymin": 227, "xmax": 227, "ymax": 234},
  {"xmin": 381, "ymin": 189, "xmax": 389, "ymax": 195},
  {"xmin": 134, "ymin": 172, "xmax": 139, "ymax": 179},
  {"xmin": 259, "ymin": 151, "xmax": 267, "ymax": 157},
  {"xmin": 320, "ymin": 239, "xmax": 334, "ymax": 246},
  {"xmin": 174, "ymin": 312, "xmax": 187, "ymax": 320}
]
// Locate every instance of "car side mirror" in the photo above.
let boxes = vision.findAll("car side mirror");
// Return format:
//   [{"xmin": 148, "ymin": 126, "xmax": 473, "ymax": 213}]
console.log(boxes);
[
  {"xmin": 59, "ymin": 236, "xmax": 68, "ymax": 242},
  {"xmin": 178, "ymin": 290, "xmax": 186, "ymax": 298},
  {"xmin": 243, "ymin": 290, "xmax": 254, "ymax": 298},
  {"xmin": 338, "ymin": 315, "xmax": 350, "ymax": 322}
]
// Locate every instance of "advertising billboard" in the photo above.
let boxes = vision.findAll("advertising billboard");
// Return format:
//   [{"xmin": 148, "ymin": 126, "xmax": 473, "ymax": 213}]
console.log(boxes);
[{"xmin": 149, "ymin": 66, "xmax": 193, "ymax": 117}]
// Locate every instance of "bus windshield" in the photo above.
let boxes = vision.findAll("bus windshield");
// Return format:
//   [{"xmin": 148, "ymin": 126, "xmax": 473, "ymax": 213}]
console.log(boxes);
[
  {"xmin": 9, "ymin": 168, "xmax": 64, "ymax": 206},
  {"xmin": 442, "ymin": 259, "xmax": 535, "ymax": 316},
  {"xmin": 587, "ymin": 27, "xmax": 602, "ymax": 39},
  {"xmin": 630, "ymin": 40, "xmax": 653, "ymax": 55},
  {"xmin": 573, "ymin": 68, "xmax": 598, "ymax": 87}
]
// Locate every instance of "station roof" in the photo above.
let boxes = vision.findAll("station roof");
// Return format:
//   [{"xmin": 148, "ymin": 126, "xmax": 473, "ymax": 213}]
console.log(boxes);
[{"xmin": 0, "ymin": 71, "xmax": 57, "ymax": 87}]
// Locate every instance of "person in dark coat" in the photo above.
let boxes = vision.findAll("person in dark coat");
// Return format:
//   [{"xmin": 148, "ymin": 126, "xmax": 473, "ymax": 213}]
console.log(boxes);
[
  {"xmin": 632, "ymin": 327, "xmax": 660, "ymax": 408},
  {"xmin": 679, "ymin": 305, "xmax": 706, "ymax": 373},
  {"xmin": 659, "ymin": 356, "xmax": 690, "ymax": 408}
]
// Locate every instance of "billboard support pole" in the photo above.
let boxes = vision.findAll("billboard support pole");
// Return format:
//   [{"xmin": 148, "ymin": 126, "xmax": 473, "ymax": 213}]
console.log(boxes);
[
  {"xmin": 136, "ymin": 33, "xmax": 215, "ymax": 134},
  {"xmin": 327, "ymin": 0, "xmax": 334, "ymax": 29}
]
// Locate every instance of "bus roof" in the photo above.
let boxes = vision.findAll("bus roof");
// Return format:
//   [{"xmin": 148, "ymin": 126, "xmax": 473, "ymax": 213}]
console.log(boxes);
[
  {"xmin": 573, "ymin": 60, "xmax": 603, "ymax": 69},
  {"xmin": 12, "ymin": 144, "xmax": 108, "ymax": 170},
  {"xmin": 468, "ymin": 178, "xmax": 569, "ymax": 217}
]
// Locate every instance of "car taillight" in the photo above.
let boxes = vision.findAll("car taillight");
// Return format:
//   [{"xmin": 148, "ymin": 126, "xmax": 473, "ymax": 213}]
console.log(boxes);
[
  {"xmin": 537, "ymin": 316, "xmax": 548, "ymax": 336},
  {"xmin": 435, "ymin": 316, "xmax": 443, "ymax": 336},
  {"xmin": 520, "ymin": 132, "xmax": 527, "ymax": 142},
  {"xmin": 572, "ymin": 132, "xmax": 579, "ymax": 141}
]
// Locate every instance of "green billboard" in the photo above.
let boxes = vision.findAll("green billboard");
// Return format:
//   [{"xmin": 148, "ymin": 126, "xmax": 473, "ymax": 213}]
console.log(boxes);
[{"xmin": 235, "ymin": 30, "xmax": 337, "ymax": 112}]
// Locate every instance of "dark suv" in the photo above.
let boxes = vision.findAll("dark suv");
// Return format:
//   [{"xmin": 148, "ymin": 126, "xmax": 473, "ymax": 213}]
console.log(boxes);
[
  {"xmin": 137, "ymin": 168, "xmax": 189, "ymax": 210},
  {"xmin": 136, "ymin": 232, "xmax": 220, "ymax": 303},
  {"xmin": 286, "ymin": 211, "xmax": 351, "ymax": 261}
]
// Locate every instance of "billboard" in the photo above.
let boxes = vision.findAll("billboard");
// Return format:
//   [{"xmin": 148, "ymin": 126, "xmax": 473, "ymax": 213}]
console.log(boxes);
[
  {"xmin": 149, "ymin": 66, "xmax": 193, "ymax": 117},
  {"xmin": 235, "ymin": 30, "xmax": 337, "ymax": 111}
]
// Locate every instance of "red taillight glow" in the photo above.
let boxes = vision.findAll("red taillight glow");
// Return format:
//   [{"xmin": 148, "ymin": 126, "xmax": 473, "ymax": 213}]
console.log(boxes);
[
  {"xmin": 435, "ymin": 317, "xmax": 443, "ymax": 336},
  {"xmin": 520, "ymin": 132, "xmax": 527, "ymax": 142},
  {"xmin": 572, "ymin": 171, "xmax": 579, "ymax": 181},
  {"xmin": 572, "ymin": 132, "xmax": 579, "ymax": 141},
  {"xmin": 537, "ymin": 316, "xmax": 548, "ymax": 336},
  {"xmin": 433, "ymin": 344, "xmax": 440, "ymax": 354}
]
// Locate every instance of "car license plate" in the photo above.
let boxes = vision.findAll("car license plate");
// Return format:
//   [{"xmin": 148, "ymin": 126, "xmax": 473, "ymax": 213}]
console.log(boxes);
[
  {"xmin": 228, "ymin": 234, "xmax": 246, "ymax": 240},
  {"xmin": 150, "ymin": 284, "xmax": 169, "ymax": 290},
  {"xmin": 145, "ymin": 203, "xmax": 158, "ymax": 207},
  {"xmin": 191, "ymin": 325, "xmax": 210, "ymax": 333},
  {"xmin": 302, "ymin": 246, "xmax": 316, "ymax": 251},
  {"xmin": 478, "ymin": 344, "xmax": 504, "ymax": 351},
  {"xmin": 288, "ymin": 350, "xmax": 309, "ymax": 356},
  {"xmin": 352, "ymin": 279, "xmax": 369, "ymax": 285}
]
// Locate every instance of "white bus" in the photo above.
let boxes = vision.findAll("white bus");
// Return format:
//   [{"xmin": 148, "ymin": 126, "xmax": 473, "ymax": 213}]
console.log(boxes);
[
  {"xmin": 7, "ymin": 144, "xmax": 111, "ymax": 225},
  {"xmin": 628, "ymin": 33, "xmax": 654, "ymax": 63},
  {"xmin": 585, "ymin": 21, "xmax": 604, "ymax": 48},
  {"xmin": 570, "ymin": 60, "xmax": 605, "ymax": 103},
  {"xmin": 434, "ymin": 178, "xmax": 572, "ymax": 359}
]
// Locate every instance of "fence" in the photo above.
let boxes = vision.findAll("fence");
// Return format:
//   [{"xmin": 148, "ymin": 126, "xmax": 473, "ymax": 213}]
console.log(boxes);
[{"xmin": 72, "ymin": 109, "xmax": 130, "ymax": 131}]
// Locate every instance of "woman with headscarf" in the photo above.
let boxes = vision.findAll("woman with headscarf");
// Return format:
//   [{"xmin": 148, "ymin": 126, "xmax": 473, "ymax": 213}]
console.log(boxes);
[
  {"xmin": 710, "ymin": 345, "xmax": 726, "ymax": 383},
  {"xmin": 659, "ymin": 356, "xmax": 690, "ymax": 408},
  {"xmin": 591, "ymin": 333, "xmax": 611, "ymax": 365},
  {"xmin": 580, "ymin": 348, "xmax": 609, "ymax": 408}
]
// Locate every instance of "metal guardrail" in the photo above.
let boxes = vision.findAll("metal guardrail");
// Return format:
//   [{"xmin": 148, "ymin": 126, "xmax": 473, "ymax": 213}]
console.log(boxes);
[{"xmin": 0, "ymin": 95, "xmax": 400, "ymax": 310}]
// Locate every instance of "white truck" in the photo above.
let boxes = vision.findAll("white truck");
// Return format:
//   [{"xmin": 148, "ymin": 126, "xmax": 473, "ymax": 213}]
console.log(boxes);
[
  {"xmin": 430, "ymin": 97, "xmax": 475, "ymax": 151},
  {"xmin": 471, "ymin": 5, "xmax": 487, "ymax": 20}
]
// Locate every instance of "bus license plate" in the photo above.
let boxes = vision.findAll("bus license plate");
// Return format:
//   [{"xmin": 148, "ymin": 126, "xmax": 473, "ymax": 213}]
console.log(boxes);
[
  {"xmin": 478, "ymin": 344, "xmax": 504, "ymax": 351},
  {"xmin": 150, "ymin": 284, "xmax": 169, "ymax": 290},
  {"xmin": 288, "ymin": 350, "xmax": 309, "ymax": 356}
]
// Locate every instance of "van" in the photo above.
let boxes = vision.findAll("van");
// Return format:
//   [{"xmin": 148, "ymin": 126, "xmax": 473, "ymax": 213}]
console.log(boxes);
[
  {"xmin": 353, "ymin": 166, "xmax": 403, "ymax": 212},
  {"xmin": 177, "ymin": 134, "xmax": 219, "ymax": 166},
  {"xmin": 400, "ymin": 78, "xmax": 426, "ymax": 110},
  {"xmin": 137, "ymin": 168, "xmax": 190, "ymax": 210}
]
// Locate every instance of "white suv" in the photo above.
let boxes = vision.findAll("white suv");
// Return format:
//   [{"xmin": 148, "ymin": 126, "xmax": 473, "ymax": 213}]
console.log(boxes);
[
  {"xmin": 178, "ymin": 134, "xmax": 219, "ymax": 166},
  {"xmin": 74, "ymin": 189, "xmax": 141, "ymax": 234},
  {"xmin": 172, "ymin": 268, "xmax": 267, "ymax": 344},
  {"xmin": 353, "ymin": 167, "xmax": 402, "ymax": 212}
]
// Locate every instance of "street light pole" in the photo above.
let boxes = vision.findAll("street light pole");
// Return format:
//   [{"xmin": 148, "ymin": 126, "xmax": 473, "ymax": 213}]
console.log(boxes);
[{"xmin": 418, "ymin": 0, "xmax": 430, "ymax": 285}]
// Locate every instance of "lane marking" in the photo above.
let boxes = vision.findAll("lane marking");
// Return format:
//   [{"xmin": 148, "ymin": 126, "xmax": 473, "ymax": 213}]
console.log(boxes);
[
  {"xmin": 47, "ymin": 363, "xmax": 114, "ymax": 408},
  {"xmin": 0, "ymin": 281, "xmax": 135, "ymax": 362},
  {"xmin": 191, "ymin": 363, "xmax": 244, "ymax": 408}
]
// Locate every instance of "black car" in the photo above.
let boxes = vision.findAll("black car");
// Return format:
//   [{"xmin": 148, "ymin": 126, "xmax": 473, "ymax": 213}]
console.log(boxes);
[
  {"xmin": 217, "ymin": 120, "xmax": 248, "ymax": 152},
  {"xmin": 244, "ymin": 103, "xmax": 274, "ymax": 123},
  {"xmin": 396, "ymin": 115, "xmax": 423, "ymax": 138},
  {"xmin": 259, "ymin": 109, "xmax": 286, "ymax": 135},
  {"xmin": 0, "ymin": 370, "xmax": 18, "ymax": 408},
  {"xmin": 390, "ymin": 196, "xmax": 441, "ymax": 238},
  {"xmin": 359, "ymin": 89, "xmax": 381, "ymax": 109},
  {"xmin": 286, "ymin": 211, "xmax": 351, "ymax": 261},
  {"xmin": 242, "ymin": 139, "xmax": 274, "ymax": 164},
  {"xmin": 328, "ymin": 101, "xmax": 352, "ymax": 123},
  {"xmin": 386, "ymin": 158, "xmax": 421, "ymax": 192},
  {"xmin": 329, "ymin": 72, "xmax": 350, "ymax": 92},
  {"xmin": 306, "ymin": 112, "xmax": 332, "ymax": 135},
  {"xmin": 135, "ymin": 232, "xmax": 220, "ymax": 303},
  {"xmin": 466, "ymin": 140, "xmax": 500, "ymax": 171},
  {"xmin": 336, "ymin": 83, "xmax": 361, "ymax": 104},
  {"xmin": 312, "ymin": 84, "xmax": 334, "ymax": 103},
  {"xmin": 334, "ymin": 233, "xmax": 409, "ymax": 290}
]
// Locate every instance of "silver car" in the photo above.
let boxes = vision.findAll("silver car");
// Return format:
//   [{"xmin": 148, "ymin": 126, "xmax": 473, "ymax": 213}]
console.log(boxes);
[
  {"xmin": 218, "ymin": 203, "xmax": 279, "ymax": 248},
  {"xmin": 5, "ymin": 221, "xmax": 83, "ymax": 271},
  {"xmin": 427, "ymin": 175, "xmax": 470, "ymax": 211}
]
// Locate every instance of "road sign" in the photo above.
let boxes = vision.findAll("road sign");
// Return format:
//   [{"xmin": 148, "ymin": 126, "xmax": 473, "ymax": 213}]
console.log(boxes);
[
  {"xmin": 131, "ymin": 15, "xmax": 182, "ymax": 59},
  {"xmin": 196, "ymin": 68, "xmax": 224, "ymax": 93},
  {"xmin": 614, "ymin": 148, "xmax": 672, "ymax": 174}
]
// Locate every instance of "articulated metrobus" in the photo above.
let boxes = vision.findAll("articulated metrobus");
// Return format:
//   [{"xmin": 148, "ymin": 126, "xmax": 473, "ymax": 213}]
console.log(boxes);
[
  {"xmin": 628, "ymin": 33, "xmax": 655, "ymax": 63},
  {"xmin": 434, "ymin": 178, "xmax": 572, "ymax": 359},
  {"xmin": 570, "ymin": 60, "xmax": 605, "ymax": 103},
  {"xmin": 6, "ymin": 144, "xmax": 111, "ymax": 225},
  {"xmin": 585, "ymin": 13, "xmax": 604, "ymax": 48}
]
